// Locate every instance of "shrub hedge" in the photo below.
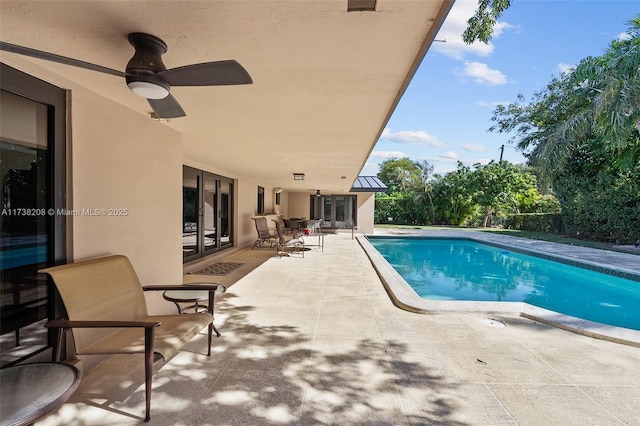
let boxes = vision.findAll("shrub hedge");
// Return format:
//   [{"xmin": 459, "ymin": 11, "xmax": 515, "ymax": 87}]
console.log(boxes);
[{"xmin": 504, "ymin": 213, "xmax": 563, "ymax": 234}]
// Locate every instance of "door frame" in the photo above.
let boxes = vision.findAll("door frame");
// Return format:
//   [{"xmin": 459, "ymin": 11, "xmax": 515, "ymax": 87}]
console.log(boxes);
[
  {"xmin": 183, "ymin": 166, "xmax": 234, "ymax": 263},
  {"xmin": 312, "ymin": 194, "xmax": 357, "ymax": 229},
  {"xmin": 1, "ymin": 64, "xmax": 67, "ymax": 366}
]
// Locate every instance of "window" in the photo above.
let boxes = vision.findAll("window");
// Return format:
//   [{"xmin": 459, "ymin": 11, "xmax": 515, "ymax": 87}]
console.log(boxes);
[{"xmin": 257, "ymin": 186, "xmax": 265, "ymax": 214}]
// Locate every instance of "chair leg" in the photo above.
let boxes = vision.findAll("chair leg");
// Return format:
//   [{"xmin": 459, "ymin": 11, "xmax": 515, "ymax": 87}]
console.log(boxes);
[
  {"xmin": 143, "ymin": 327, "xmax": 156, "ymax": 422},
  {"xmin": 51, "ymin": 327, "xmax": 63, "ymax": 362},
  {"xmin": 207, "ymin": 323, "xmax": 213, "ymax": 356},
  {"xmin": 207, "ymin": 291, "xmax": 220, "ymax": 343}
]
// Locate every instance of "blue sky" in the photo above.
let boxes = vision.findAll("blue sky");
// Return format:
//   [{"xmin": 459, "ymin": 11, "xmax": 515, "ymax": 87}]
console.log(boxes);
[{"xmin": 360, "ymin": 0, "xmax": 640, "ymax": 176}]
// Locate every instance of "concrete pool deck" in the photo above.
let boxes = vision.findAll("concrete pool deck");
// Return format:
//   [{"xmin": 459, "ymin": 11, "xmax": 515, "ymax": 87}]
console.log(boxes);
[{"xmin": 36, "ymin": 230, "xmax": 640, "ymax": 425}]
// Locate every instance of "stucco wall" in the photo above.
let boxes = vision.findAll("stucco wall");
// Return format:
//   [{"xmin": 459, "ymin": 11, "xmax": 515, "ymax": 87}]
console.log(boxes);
[
  {"xmin": 70, "ymin": 89, "xmax": 184, "ymax": 290},
  {"xmin": 356, "ymin": 193, "xmax": 375, "ymax": 234},
  {"xmin": 287, "ymin": 192, "xmax": 311, "ymax": 219}
]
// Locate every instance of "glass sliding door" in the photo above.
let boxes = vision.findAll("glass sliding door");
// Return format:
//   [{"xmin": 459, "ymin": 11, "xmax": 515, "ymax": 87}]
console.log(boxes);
[
  {"xmin": 322, "ymin": 196, "xmax": 331, "ymax": 225},
  {"xmin": 203, "ymin": 173, "xmax": 217, "ymax": 254},
  {"xmin": 219, "ymin": 179, "xmax": 233, "ymax": 249},
  {"xmin": 1, "ymin": 65, "xmax": 66, "ymax": 367},
  {"xmin": 182, "ymin": 167, "xmax": 201, "ymax": 261},
  {"xmin": 316, "ymin": 194, "xmax": 357, "ymax": 229},
  {"xmin": 183, "ymin": 166, "xmax": 234, "ymax": 262},
  {"xmin": 335, "ymin": 196, "xmax": 347, "ymax": 228}
]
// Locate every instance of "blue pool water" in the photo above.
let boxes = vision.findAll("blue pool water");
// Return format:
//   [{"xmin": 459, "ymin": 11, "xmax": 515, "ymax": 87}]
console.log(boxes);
[{"xmin": 368, "ymin": 237, "xmax": 640, "ymax": 331}]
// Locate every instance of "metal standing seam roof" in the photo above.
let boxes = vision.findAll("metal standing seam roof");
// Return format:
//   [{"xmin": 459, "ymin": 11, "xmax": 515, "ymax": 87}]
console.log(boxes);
[{"xmin": 350, "ymin": 176, "xmax": 388, "ymax": 192}]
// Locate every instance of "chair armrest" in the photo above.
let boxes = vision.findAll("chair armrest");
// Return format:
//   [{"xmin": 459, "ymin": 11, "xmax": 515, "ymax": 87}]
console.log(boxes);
[
  {"xmin": 45, "ymin": 319, "xmax": 161, "ymax": 329},
  {"xmin": 45, "ymin": 319, "xmax": 161, "ymax": 366}
]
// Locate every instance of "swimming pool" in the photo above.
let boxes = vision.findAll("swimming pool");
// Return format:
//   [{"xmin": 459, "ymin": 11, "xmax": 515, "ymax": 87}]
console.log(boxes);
[{"xmin": 367, "ymin": 237, "xmax": 640, "ymax": 332}]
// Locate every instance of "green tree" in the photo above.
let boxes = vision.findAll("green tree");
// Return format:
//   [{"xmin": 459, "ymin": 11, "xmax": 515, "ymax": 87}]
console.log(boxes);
[
  {"xmin": 377, "ymin": 157, "xmax": 421, "ymax": 194},
  {"xmin": 564, "ymin": 16, "xmax": 640, "ymax": 168},
  {"xmin": 467, "ymin": 161, "xmax": 537, "ymax": 227},
  {"xmin": 431, "ymin": 162, "xmax": 476, "ymax": 225},
  {"xmin": 376, "ymin": 157, "xmax": 436, "ymax": 225},
  {"xmin": 488, "ymin": 14, "xmax": 640, "ymax": 242},
  {"xmin": 492, "ymin": 15, "xmax": 640, "ymax": 175},
  {"xmin": 463, "ymin": 0, "xmax": 512, "ymax": 44}
]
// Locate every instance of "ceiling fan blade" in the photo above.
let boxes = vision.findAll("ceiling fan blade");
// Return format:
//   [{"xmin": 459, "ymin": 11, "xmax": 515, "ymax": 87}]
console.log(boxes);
[
  {"xmin": 157, "ymin": 60, "xmax": 252, "ymax": 86},
  {"xmin": 0, "ymin": 41, "xmax": 125, "ymax": 78},
  {"xmin": 148, "ymin": 94, "xmax": 186, "ymax": 119}
]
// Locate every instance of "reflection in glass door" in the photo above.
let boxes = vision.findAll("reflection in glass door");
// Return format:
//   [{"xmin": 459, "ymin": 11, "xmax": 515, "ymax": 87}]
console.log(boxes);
[
  {"xmin": 203, "ymin": 174, "xmax": 217, "ymax": 254},
  {"xmin": 183, "ymin": 166, "xmax": 234, "ymax": 262},
  {"xmin": 219, "ymin": 180, "xmax": 232, "ymax": 248},
  {"xmin": 182, "ymin": 167, "xmax": 200, "ymax": 260}
]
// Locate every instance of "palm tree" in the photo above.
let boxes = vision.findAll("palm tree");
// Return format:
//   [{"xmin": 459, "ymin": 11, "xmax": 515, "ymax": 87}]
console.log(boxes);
[{"xmin": 560, "ymin": 15, "xmax": 640, "ymax": 168}]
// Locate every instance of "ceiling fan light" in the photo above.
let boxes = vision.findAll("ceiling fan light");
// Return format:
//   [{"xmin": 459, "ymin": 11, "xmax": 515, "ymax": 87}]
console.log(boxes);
[{"xmin": 127, "ymin": 81, "xmax": 169, "ymax": 99}]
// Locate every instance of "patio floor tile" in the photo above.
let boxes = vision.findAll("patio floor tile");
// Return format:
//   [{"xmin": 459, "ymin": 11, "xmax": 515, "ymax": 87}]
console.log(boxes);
[{"xmin": 35, "ymin": 231, "xmax": 640, "ymax": 425}]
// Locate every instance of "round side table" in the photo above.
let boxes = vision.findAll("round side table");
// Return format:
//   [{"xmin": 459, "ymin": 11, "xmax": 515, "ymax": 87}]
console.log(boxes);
[
  {"xmin": 1, "ymin": 362, "xmax": 81, "ymax": 426},
  {"xmin": 162, "ymin": 284, "xmax": 226, "ymax": 336}
]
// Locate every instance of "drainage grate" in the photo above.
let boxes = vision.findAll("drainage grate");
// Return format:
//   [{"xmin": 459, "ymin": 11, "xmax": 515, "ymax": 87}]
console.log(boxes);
[{"xmin": 480, "ymin": 318, "xmax": 506, "ymax": 328}]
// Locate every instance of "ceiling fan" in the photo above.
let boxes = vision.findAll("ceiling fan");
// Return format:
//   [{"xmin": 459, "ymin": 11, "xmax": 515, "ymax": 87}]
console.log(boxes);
[{"xmin": 0, "ymin": 32, "xmax": 253, "ymax": 118}]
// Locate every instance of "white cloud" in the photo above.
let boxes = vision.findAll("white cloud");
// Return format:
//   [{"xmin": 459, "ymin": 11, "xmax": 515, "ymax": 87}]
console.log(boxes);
[
  {"xmin": 359, "ymin": 161, "xmax": 382, "ymax": 176},
  {"xmin": 457, "ymin": 62, "xmax": 508, "ymax": 85},
  {"xmin": 558, "ymin": 63, "xmax": 575, "ymax": 74},
  {"xmin": 478, "ymin": 100, "xmax": 511, "ymax": 108},
  {"xmin": 492, "ymin": 21, "xmax": 515, "ymax": 38},
  {"xmin": 368, "ymin": 150, "xmax": 407, "ymax": 159},
  {"xmin": 462, "ymin": 143, "xmax": 490, "ymax": 152},
  {"xmin": 359, "ymin": 150, "xmax": 409, "ymax": 175},
  {"xmin": 618, "ymin": 32, "xmax": 632, "ymax": 41},
  {"xmin": 431, "ymin": 0, "xmax": 514, "ymax": 60},
  {"xmin": 439, "ymin": 151, "xmax": 459, "ymax": 160},
  {"xmin": 380, "ymin": 128, "xmax": 443, "ymax": 147}
]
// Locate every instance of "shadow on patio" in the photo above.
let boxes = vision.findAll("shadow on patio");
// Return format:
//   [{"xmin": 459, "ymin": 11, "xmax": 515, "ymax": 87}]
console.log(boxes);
[{"xmin": 37, "ymin": 232, "xmax": 640, "ymax": 425}]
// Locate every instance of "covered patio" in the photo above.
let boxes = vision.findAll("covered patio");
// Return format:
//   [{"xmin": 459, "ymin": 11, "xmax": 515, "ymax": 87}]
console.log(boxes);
[{"xmin": 37, "ymin": 232, "xmax": 640, "ymax": 425}]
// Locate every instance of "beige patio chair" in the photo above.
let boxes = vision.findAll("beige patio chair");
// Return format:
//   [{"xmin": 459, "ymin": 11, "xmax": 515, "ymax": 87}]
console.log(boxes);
[
  {"xmin": 273, "ymin": 218, "xmax": 305, "ymax": 257},
  {"xmin": 251, "ymin": 216, "xmax": 278, "ymax": 249},
  {"xmin": 39, "ymin": 255, "xmax": 222, "ymax": 422}
]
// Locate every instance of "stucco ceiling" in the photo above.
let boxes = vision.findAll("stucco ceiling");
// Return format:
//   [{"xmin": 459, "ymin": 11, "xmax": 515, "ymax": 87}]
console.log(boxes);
[{"xmin": 0, "ymin": 0, "xmax": 452, "ymax": 193}]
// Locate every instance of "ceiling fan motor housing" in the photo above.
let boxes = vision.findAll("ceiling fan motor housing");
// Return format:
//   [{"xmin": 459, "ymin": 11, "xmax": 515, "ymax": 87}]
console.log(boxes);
[{"xmin": 125, "ymin": 33, "xmax": 171, "ymax": 98}]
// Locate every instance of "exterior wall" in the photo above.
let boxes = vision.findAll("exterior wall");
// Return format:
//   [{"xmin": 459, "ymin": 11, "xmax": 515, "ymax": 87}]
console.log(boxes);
[
  {"xmin": 272, "ymin": 189, "xmax": 287, "ymax": 217},
  {"xmin": 288, "ymin": 192, "xmax": 312, "ymax": 219},
  {"xmin": 237, "ymin": 179, "xmax": 269, "ymax": 247},
  {"xmin": 70, "ymin": 89, "xmax": 183, "ymax": 284},
  {"xmin": 356, "ymin": 193, "xmax": 375, "ymax": 234},
  {"xmin": 64, "ymin": 89, "xmax": 182, "ymax": 315}
]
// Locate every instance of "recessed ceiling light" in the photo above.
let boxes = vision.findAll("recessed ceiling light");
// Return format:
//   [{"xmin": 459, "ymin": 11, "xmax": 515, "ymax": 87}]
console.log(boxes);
[{"xmin": 347, "ymin": 0, "xmax": 376, "ymax": 12}]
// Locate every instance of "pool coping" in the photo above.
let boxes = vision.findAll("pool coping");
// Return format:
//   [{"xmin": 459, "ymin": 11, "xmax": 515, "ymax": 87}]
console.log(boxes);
[{"xmin": 356, "ymin": 231, "xmax": 640, "ymax": 348}]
